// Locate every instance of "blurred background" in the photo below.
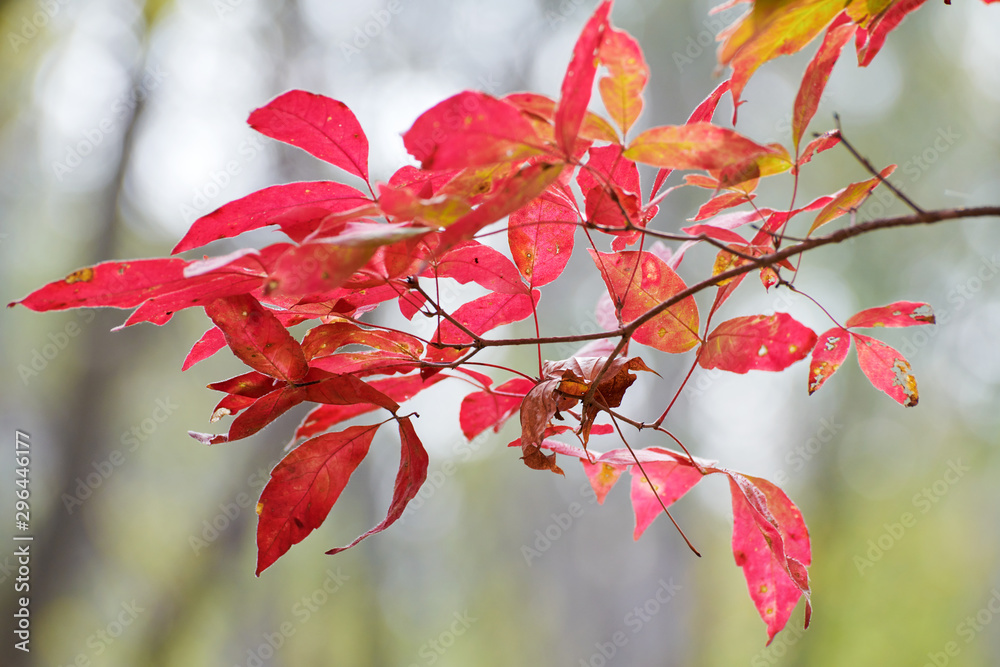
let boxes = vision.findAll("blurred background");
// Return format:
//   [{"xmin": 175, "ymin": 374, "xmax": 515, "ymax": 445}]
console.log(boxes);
[{"xmin": 2, "ymin": 0, "xmax": 999, "ymax": 665}]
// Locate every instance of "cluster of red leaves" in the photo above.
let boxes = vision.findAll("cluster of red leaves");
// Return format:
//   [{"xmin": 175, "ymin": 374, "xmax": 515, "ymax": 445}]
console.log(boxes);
[{"xmin": 11, "ymin": 0, "xmax": 969, "ymax": 644}]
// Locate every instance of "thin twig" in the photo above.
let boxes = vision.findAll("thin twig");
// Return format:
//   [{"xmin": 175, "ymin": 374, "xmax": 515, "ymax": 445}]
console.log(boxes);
[{"xmin": 834, "ymin": 113, "xmax": 925, "ymax": 215}]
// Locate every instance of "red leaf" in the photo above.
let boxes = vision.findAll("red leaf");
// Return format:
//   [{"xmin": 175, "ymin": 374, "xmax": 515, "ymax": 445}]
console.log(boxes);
[
  {"xmin": 650, "ymin": 80, "xmax": 732, "ymax": 198},
  {"xmin": 263, "ymin": 242, "xmax": 375, "ymax": 299},
  {"xmin": 294, "ymin": 374, "xmax": 444, "ymax": 441},
  {"xmin": 589, "ymin": 250, "xmax": 701, "ymax": 353},
  {"xmin": 194, "ymin": 371, "xmax": 400, "ymax": 445},
  {"xmin": 854, "ymin": 0, "xmax": 928, "ymax": 67},
  {"xmin": 302, "ymin": 374, "xmax": 401, "ymax": 414},
  {"xmin": 255, "ymin": 423, "xmax": 379, "ymax": 575},
  {"xmin": 554, "ymin": 1, "xmax": 613, "ymax": 154},
  {"xmin": 326, "ymin": 416, "xmax": 429, "ymax": 555},
  {"xmin": 577, "ymin": 144, "xmax": 641, "ymax": 198},
  {"xmin": 182, "ymin": 326, "xmax": 227, "ymax": 371},
  {"xmin": 437, "ymin": 162, "xmax": 565, "ymax": 250},
  {"xmin": 727, "ymin": 472, "xmax": 812, "ymax": 644},
  {"xmin": 431, "ymin": 241, "xmax": 528, "ymax": 295},
  {"xmin": 508, "ymin": 194, "xmax": 579, "ymax": 288},
  {"xmin": 681, "ymin": 223, "xmax": 749, "ymax": 246},
  {"xmin": 191, "ymin": 383, "xmax": 304, "ymax": 445},
  {"xmin": 403, "ymin": 91, "xmax": 546, "ymax": 170},
  {"xmin": 630, "ymin": 461, "xmax": 703, "ymax": 540},
  {"xmin": 205, "ymin": 294, "xmax": 309, "ymax": 382},
  {"xmin": 792, "ymin": 14, "xmax": 855, "ymax": 152},
  {"xmin": 459, "ymin": 377, "xmax": 536, "ymax": 440},
  {"xmin": 172, "ymin": 181, "xmax": 371, "ymax": 254},
  {"xmin": 718, "ymin": 0, "xmax": 844, "ymax": 118},
  {"xmin": 300, "ymin": 321, "xmax": 423, "ymax": 362},
  {"xmin": 796, "ymin": 130, "xmax": 841, "ymax": 168},
  {"xmin": 377, "ymin": 182, "xmax": 471, "ymax": 227},
  {"xmin": 699, "ymin": 314, "xmax": 817, "ymax": 374},
  {"xmin": 207, "ymin": 370, "xmax": 281, "ymax": 421},
  {"xmin": 691, "ymin": 192, "xmax": 755, "ymax": 222},
  {"xmin": 505, "ymin": 91, "xmax": 620, "ymax": 145},
  {"xmin": 845, "ymin": 301, "xmax": 935, "ymax": 328},
  {"xmin": 851, "ymin": 332, "xmax": 919, "ymax": 406},
  {"xmin": 303, "ymin": 323, "xmax": 424, "ymax": 377},
  {"xmin": 248, "ymin": 90, "xmax": 370, "ymax": 182},
  {"xmin": 118, "ymin": 255, "xmax": 269, "ymax": 327},
  {"xmin": 807, "ymin": 327, "xmax": 851, "ymax": 394},
  {"xmin": 809, "ymin": 165, "xmax": 897, "ymax": 234},
  {"xmin": 207, "ymin": 370, "xmax": 280, "ymax": 398},
  {"xmin": 625, "ymin": 123, "xmax": 779, "ymax": 172},
  {"xmin": 686, "ymin": 79, "xmax": 733, "ymax": 124},
  {"xmin": 598, "ymin": 27, "xmax": 650, "ymax": 136},
  {"xmin": 10, "ymin": 258, "xmax": 191, "ymax": 312},
  {"xmin": 428, "ymin": 290, "xmax": 540, "ymax": 362}
]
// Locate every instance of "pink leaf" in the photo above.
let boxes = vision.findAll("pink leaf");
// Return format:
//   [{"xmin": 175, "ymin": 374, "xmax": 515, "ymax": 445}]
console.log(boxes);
[
  {"xmin": 589, "ymin": 249, "xmax": 701, "ymax": 354},
  {"xmin": 508, "ymin": 194, "xmax": 579, "ymax": 288},
  {"xmin": 581, "ymin": 460, "xmax": 626, "ymax": 504},
  {"xmin": 630, "ymin": 461, "xmax": 703, "ymax": 540},
  {"xmin": 845, "ymin": 301, "xmax": 935, "ymax": 328},
  {"xmin": 431, "ymin": 241, "xmax": 528, "ymax": 295},
  {"xmin": 792, "ymin": 14, "xmax": 855, "ymax": 152},
  {"xmin": 727, "ymin": 472, "xmax": 812, "ymax": 644},
  {"xmin": 808, "ymin": 327, "xmax": 851, "ymax": 395},
  {"xmin": 625, "ymin": 123, "xmax": 779, "ymax": 172},
  {"xmin": 851, "ymin": 332, "xmax": 919, "ymax": 406},
  {"xmin": 699, "ymin": 314, "xmax": 817, "ymax": 374}
]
